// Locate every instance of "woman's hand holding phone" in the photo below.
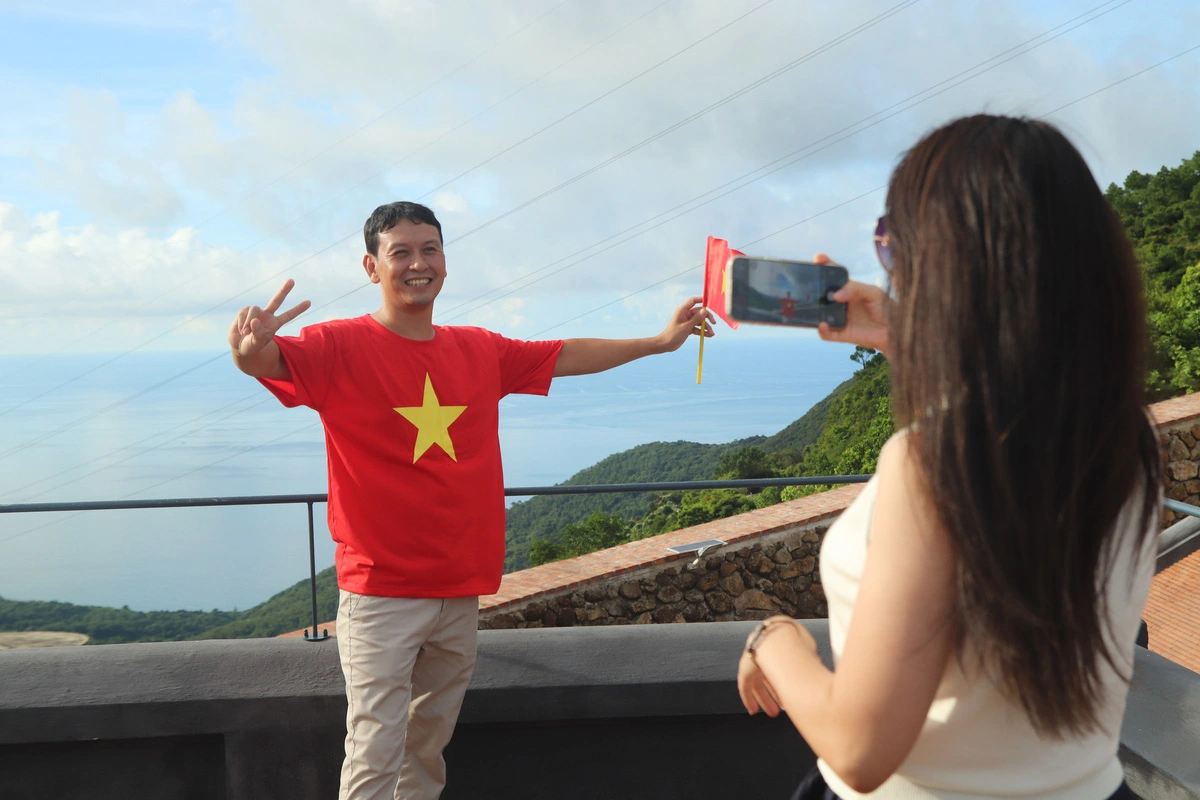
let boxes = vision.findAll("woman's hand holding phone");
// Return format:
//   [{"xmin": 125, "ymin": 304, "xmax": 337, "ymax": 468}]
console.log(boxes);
[{"xmin": 813, "ymin": 253, "xmax": 890, "ymax": 358}]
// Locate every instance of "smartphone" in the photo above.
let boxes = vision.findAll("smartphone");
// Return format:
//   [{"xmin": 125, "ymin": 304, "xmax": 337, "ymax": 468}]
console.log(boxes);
[{"xmin": 726, "ymin": 256, "xmax": 848, "ymax": 329}]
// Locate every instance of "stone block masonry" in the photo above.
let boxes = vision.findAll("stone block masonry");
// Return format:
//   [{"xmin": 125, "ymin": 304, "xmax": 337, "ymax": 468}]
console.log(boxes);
[
  {"xmin": 476, "ymin": 483, "xmax": 865, "ymax": 630},
  {"xmin": 480, "ymin": 527, "xmax": 829, "ymax": 629},
  {"xmin": 1152, "ymin": 392, "xmax": 1200, "ymax": 525}
]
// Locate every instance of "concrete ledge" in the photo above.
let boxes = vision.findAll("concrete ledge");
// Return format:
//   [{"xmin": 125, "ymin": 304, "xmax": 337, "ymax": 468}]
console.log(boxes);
[
  {"xmin": 462, "ymin": 619, "xmax": 833, "ymax": 724},
  {"xmin": 0, "ymin": 624, "xmax": 822, "ymax": 799},
  {"xmin": 1121, "ymin": 647, "xmax": 1200, "ymax": 799},
  {"xmin": 0, "ymin": 623, "xmax": 1197, "ymax": 799}
]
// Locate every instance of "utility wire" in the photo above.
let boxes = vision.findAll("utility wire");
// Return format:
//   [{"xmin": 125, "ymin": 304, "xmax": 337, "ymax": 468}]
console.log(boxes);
[
  {"xmin": 1, "ymin": 41, "xmax": 1193, "ymax": 545},
  {"xmin": 0, "ymin": 392, "xmax": 275, "ymax": 502},
  {"xmin": 0, "ymin": 3, "xmax": 1172, "ymax": 485},
  {"xmin": 0, "ymin": 353, "xmax": 226, "ymax": 463},
  {"xmin": 0, "ymin": 0, "xmax": 1136, "ymax": 464},
  {"xmin": 442, "ymin": 0, "xmax": 921, "ymax": 245},
  {"xmin": 259, "ymin": 0, "xmax": 1131, "ymax": 328},
  {"xmin": 0, "ymin": 0, "xmax": 763, "ymax": 418},
  {"xmin": 529, "ymin": 185, "xmax": 888, "ymax": 337},
  {"xmin": 0, "ymin": 421, "xmax": 319, "ymax": 546},
  {"xmin": 192, "ymin": 0, "xmax": 574, "ymax": 231},
  {"xmin": 435, "ymin": 0, "xmax": 1134, "ymax": 322},
  {"xmin": 0, "ymin": 0, "xmax": 628, "ymax": 414},
  {"xmin": 530, "ymin": 40, "xmax": 1200, "ymax": 337},
  {"xmin": 1, "ymin": 0, "xmax": 670, "ymax": 391}
]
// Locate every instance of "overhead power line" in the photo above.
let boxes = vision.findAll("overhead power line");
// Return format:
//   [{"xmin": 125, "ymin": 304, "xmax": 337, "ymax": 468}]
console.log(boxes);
[
  {"xmin": 435, "ymin": 0, "xmax": 1134, "ymax": 322},
  {"xmin": 0, "ymin": 421, "xmax": 319, "ymax": 547},
  {"xmin": 0, "ymin": 0, "xmax": 766, "ymax": 418},
  {"xmin": 0, "ymin": 392, "xmax": 275, "ymax": 502},
  {"xmin": 531, "ymin": 41, "xmax": 1200, "ymax": 337},
  {"xmin": 191, "ymin": 0, "xmax": 575, "ymax": 231},
  {"xmin": 0, "ymin": 3, "xmax": 1183, "ymax": 500},
  {"xmin": 0, "ymin": 38, "xmax": 1192, "ymax": 543},
  {"xmin": 5, "ymin": 0, "xmax": 675, "ymax": 377}
]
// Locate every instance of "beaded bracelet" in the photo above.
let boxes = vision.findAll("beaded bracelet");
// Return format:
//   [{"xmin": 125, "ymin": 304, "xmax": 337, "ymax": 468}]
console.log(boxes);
[{"xmin": 743, "ymin": 617, "xmax": 797, "ymax": 663}]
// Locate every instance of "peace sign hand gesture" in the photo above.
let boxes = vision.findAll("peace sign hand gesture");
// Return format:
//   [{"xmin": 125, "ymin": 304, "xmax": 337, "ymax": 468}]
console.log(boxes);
[{"xmin": 228, "ymin": 279, "xmax": 311, "ymax": 357}]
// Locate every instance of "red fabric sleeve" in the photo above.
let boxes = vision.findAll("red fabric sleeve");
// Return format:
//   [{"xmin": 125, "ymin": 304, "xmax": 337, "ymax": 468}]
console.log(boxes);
[
  {"xmin": 257, "ymin": 323, "xmax": 339, "ymax": 411},
  {"xmin": 493, "ymin": 334, "xmax": 563, "ymax": 397}
]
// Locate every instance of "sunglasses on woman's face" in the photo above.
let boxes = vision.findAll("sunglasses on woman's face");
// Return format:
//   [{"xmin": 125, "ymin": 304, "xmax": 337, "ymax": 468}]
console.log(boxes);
[{"xmin": 874, "ymin": 216, "xmax": 893, "ymax": 272}]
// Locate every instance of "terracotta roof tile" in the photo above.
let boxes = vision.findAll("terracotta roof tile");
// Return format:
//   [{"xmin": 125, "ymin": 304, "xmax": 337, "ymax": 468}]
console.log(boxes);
[{"xmin": 1144, "ymin": 548, "xmax": 1200, "ymax": 674}]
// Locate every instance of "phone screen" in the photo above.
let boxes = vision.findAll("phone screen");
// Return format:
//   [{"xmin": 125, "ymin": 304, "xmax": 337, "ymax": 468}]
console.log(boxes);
[{"xmin": 727, "ymin": 257, "xmax": 848, "ymax": 328}]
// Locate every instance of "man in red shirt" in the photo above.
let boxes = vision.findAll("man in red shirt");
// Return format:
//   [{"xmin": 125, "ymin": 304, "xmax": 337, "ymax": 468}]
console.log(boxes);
[
  {"xmin": 780, "ymin": 291, "xmax": 797, "ymax": 321},
  {"xmin": 228, "ymin": 201, "xmax": 713, "ymax": 800}
]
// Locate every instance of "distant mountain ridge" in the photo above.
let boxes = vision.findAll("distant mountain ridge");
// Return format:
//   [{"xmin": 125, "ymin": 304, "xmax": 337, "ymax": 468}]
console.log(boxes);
[
  {"xmin": 0, "ymin": 567, "xmax": 339, "ymax": 645},
  {"xmin": 503, "ymin": 373, "xmax": 856, "ymax": 569},
  {"xmin": 0, "ymin": 373, "xmax": 856, "ymax": 642}
]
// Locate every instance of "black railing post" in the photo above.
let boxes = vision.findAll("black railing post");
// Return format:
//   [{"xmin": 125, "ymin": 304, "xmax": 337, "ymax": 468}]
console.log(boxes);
[{"xmin": 303, "ymin": 501, "xmax": 329, "ymax": 642}]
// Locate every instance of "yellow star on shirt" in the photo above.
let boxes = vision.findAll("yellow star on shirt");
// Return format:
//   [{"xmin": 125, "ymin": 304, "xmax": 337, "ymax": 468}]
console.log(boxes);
[{"xmin": 394, "ymin": 374, "xmax": 467, "ymax": 464}]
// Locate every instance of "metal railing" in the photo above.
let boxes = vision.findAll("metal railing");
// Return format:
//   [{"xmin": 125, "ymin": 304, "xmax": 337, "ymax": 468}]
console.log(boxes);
[{"xmin": 2, "ymin": 475, "xmax": 1198, "ymax": 642}]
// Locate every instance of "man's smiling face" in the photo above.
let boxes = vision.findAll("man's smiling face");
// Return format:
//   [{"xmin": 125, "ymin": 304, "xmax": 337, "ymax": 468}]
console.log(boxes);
[{"xmin": 364, "ymin": 219, "xmax": 447, "ymax": 310}]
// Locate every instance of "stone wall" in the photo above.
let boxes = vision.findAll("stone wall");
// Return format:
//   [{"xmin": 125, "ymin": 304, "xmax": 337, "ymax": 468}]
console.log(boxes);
[
  {"xmin": 479, "ymin": 394, "xmax": 1200, "ymax": 632},
  {"xmin": 480, "ymin": 524, "xmax": 828, "ymax": 630},
  {"xmin": 1162, "ymin": 419, "xmax": 1200, "ymax": 526}
]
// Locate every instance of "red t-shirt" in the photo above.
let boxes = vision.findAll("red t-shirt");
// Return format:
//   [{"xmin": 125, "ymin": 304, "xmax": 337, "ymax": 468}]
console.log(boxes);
[{"xmin": 258, "ymin": 315, "xmax": 562, "ymax": 598}]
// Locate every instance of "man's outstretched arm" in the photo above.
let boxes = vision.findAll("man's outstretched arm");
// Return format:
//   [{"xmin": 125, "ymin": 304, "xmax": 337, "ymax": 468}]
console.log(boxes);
[
  {"xmin": 552, "ymin": 297, "xmax": 714, "ymax": 377},
  {"xmin": 229, "ymin": 278, "xmax": 311, "ymax": 380}
]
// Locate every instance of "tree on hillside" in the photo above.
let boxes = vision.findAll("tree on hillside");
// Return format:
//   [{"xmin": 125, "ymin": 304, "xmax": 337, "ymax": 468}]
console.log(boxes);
[
  {"xmin": 716, "ymin": 447, "xmax": 776, "ymax": 480},
  {"xmin": 1106, "ymin": 152, "xmax": 1200, "ymax": 399},
  {"xmin": 528, "ymin": 511, "xmax": 634, "ymax": 566}
]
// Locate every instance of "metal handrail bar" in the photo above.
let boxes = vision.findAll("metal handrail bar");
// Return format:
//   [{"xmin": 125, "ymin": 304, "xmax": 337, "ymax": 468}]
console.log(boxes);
[
  {"xmin": 2, "ymin": 481, "xmax": 1198, "ymax": 642},
  {"xmin": 504, "ymin": 475, "xmax": 873, "ymax": 497},
  {"xmin": 0, "ymin": 476, "xmax": 874, "ymax": 515},
  {"xmin": 0, "ymin": 476, "xmax": 873, "ymax": 642},
  {"xmin": 1164, "ymin": 499, "xmax": 1200, "ymax": 518},
  {"xmin": 0, "ymin": 493, "xmax": 328, "ymax": 515}
]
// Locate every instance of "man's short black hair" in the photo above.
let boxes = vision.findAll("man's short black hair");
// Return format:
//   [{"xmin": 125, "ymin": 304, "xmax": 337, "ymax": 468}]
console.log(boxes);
[{"xmin": 363, "ymin": 201, "xmax": 443, "ymax": 256}]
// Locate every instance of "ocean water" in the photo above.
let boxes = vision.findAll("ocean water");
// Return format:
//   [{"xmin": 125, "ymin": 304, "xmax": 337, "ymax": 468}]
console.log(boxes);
[{"xmin": 0, "ymin": 335, "xmax": 857, "ymax": 611}]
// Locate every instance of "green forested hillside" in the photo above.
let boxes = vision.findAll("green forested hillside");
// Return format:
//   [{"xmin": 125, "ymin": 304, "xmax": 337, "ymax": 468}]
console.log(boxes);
[
  {"xmin": 504, "ymin": 437, "xmax": 763, "ymax": 570},
  {"xmin": 521, "ymin": 350, "xmax": 894, "ymax": 567},
  {"xmin": 757, "ymin": 373, "xmax": 854, "ymax": 454},
  {"xmin": 0, "ymin": 597, "xmax": 240, "ymax": 645},
  {"xmin": 0, "ymin": 566, "xmax": 339, "ymax": 644},
  {"xmin": 1106, "ymin": 151, "xmax": 1200, "ymax": 400},
  {"xmin": 194, "ymin": 566, "xmax": 338, "ymax": 640}
]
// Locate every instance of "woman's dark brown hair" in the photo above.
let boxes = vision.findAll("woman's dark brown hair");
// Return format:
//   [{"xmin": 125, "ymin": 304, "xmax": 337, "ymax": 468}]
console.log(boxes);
[{"xmin": 885, "ymin": 114, "xmax": 1162, "ymax": 736}]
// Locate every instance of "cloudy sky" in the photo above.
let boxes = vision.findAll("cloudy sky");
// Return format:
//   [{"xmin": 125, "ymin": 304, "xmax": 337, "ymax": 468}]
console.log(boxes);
[{"xmin": 2, "ymin": 0, "xmax": 1199, "ymax": 355}]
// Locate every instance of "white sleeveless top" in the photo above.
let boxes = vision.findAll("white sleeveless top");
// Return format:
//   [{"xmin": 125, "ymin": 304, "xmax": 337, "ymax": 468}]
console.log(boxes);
[{"xmin": 817, "ymin": 443, "xmax": 1156, "ymax": 799}]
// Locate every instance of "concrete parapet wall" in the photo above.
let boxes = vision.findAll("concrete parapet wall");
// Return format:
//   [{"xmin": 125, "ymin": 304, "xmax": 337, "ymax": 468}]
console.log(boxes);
[
  {"xmin": 1, "ymin": 624, "xmax": 1198, "ymax": 799},
  {"xmin": 0, "ymin": 624, "xmax": 818, "ymax": 799}
]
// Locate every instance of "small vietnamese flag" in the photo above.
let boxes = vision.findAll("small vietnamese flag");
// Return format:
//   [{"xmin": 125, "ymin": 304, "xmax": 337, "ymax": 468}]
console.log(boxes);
[
  {"xmin": 697, "ymin": 236, "xmax": 743, "ymax": 384},
  {"xmin": 703, "ymin": 235, "xmax": 743, "ymax": 331}
]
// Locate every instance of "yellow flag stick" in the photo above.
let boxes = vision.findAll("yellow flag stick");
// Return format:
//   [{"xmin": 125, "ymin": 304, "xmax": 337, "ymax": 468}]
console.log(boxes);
[{"xmin": 696, "ymin": 313, "xmax": 708, "ymax": 384}]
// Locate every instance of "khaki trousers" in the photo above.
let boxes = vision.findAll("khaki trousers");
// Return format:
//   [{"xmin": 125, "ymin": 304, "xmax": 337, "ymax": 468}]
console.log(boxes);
[{"xmin": 336, "ymin": 591, "xmax": 478, "ymax": 800}]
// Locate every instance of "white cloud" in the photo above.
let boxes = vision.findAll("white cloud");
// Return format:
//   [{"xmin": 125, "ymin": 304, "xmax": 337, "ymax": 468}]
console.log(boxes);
[{"xmin": 2, "ymin": 0, "xmax": 1198, "ymax": 356}]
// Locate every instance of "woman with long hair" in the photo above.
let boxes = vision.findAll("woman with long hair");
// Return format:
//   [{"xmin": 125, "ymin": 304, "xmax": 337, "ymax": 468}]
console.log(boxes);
[{"xmin": 737, "ymin": 114, "xmax": 1162, "ymax": 799}]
